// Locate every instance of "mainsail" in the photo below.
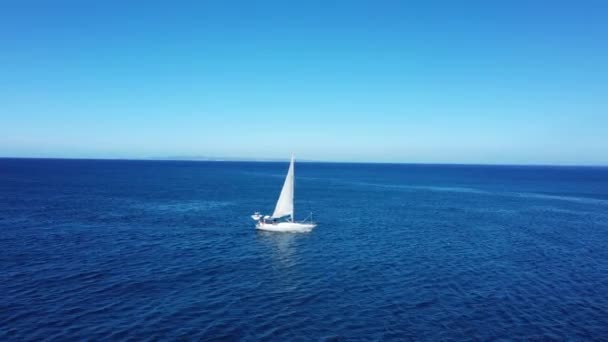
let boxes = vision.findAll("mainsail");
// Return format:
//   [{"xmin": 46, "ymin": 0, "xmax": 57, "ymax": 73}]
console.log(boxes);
[{"xmin": 272, "ymin": 155, "xmax": 294, "ymax": 220}]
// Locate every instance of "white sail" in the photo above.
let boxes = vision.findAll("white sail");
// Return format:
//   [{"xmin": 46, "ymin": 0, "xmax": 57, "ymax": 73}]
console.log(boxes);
[{"xmin": 272, "ymin": 155, "xmax": 294, "ymax": 220}]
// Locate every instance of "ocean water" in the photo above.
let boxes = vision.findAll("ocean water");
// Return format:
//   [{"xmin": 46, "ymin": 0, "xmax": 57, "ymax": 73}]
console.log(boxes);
[{"xmin": 1, "ymin": 158, "xmax": 608, "ymax": 340}]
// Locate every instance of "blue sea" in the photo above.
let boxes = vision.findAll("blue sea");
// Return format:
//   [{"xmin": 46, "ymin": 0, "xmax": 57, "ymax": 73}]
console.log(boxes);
[{"xmin": 2, "ymin": 158, "xmax": 608, "ymax": 340}]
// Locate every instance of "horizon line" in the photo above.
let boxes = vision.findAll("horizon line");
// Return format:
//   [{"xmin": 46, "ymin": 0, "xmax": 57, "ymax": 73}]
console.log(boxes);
[{"xmin": 1, "ymin": 156, "xmax": 607, "ymax": 168}]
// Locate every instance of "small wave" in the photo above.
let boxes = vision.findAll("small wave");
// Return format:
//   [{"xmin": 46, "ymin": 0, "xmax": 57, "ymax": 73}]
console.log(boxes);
[
  {"xmin": 525, "ymin": 206, "xmax": 596, "ymax": 215},
  {"xmin": 240, "ymin": 171, "xmax": 284, "ymax": 178},
  {"xmin": 351, "ymin": 180, "xmax": 608, "ymax": 206},
  {"xmin": 350, "ymin": 181, "xmax": 489, "ymax": 195},
  {"xmin": 514, "ymin": 193, "xmax": 608, "ymax": 206},
  {"xmin": 130, "ymin": 200, "xmax": 233, "ymax": 213},
  {"xmin": 409, "ymin": 185, "xmax": 490, "ymax": 194}
]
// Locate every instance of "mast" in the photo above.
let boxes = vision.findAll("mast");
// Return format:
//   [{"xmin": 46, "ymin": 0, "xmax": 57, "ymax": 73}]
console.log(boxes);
[{"xmin": 289, "ymin": 152, "xmax": 296, "ymax": 222}]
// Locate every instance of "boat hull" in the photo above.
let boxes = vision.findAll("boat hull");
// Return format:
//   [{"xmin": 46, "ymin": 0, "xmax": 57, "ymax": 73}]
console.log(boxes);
[{"xmin": 256, "ymin": 222, "xmax": 316, "ymax": 233}]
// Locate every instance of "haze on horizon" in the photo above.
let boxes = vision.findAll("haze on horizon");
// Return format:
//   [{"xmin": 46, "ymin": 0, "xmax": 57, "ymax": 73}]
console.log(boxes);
[{"xmin": 1, "ymin": 1, "xmax": 607, "ymax": 165}]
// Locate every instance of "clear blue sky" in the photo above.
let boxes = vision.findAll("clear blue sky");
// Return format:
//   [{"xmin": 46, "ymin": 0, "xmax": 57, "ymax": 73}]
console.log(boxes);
[{"xmin": 1, "ymin": 1, "xmax": 607, "ymax": 164}]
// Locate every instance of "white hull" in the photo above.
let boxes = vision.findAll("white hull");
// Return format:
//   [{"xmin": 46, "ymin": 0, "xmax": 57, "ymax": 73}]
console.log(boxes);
[{"xmin": 256, "ymin": 221, "xmax": 316, "ymax": 233}]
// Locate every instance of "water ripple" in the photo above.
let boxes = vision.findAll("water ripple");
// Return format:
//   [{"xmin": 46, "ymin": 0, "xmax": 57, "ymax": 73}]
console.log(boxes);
[{"xmin": 2, "ymin": 160, "xmax": 608, "ymax": 340}]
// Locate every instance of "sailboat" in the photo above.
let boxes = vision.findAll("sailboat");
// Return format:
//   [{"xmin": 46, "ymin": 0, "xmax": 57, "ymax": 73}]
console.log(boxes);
[{"xmin": 252, "ymin": 155, "xmax": 317, "ymax": 232}]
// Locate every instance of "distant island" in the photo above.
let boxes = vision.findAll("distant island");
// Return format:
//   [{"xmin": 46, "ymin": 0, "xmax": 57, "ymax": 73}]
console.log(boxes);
[{"xmin": 156, "ymin": 156, "xmax": 322, "ymax": 163}]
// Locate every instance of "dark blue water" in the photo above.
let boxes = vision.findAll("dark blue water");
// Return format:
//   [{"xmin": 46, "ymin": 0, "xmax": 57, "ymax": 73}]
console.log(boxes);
[{"xmin": 2, "ymin": 158, "xmax": 608, "ymax": 340}]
